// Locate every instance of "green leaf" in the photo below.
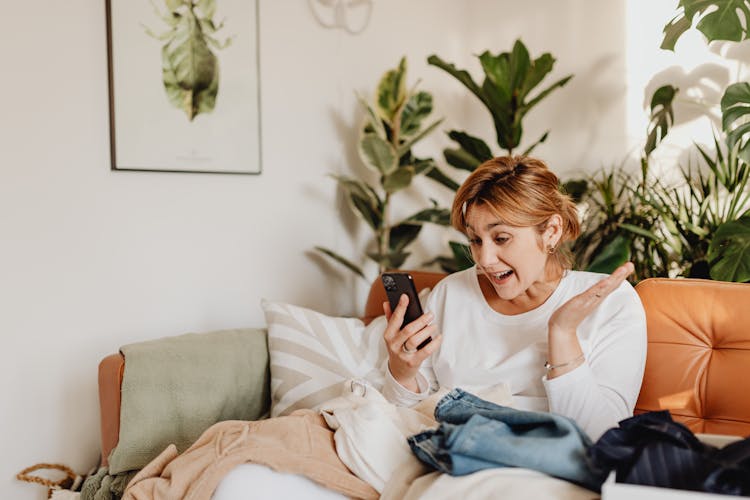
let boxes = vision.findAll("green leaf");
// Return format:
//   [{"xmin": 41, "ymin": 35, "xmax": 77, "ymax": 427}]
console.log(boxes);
[
  {"xmin": 160, "ymin": 18, "xmax": 220, "ymax": 121},
  {"xmin": 389, "ymin": 223, "xmax": 422, "ymax": 253},
  {"xmin": 332, "ymin": 175, "xmax": 382, "ymax": 230},
  {"xmin": 400, "ymin": 91, "xmax": 433, "ymax": 137},
  {"xmin": 523, "ymin": 75, "xmax": 574, "ymax": 111},
  {"xmin": 645, "ymin": 85, "xmax": 678, "ymax": 157},
  {"xmin": 660, "ymin": 10, "xmax": 694, "ymax": 50},
  {"xmin": 357, "ymin": 94, "xmax": 386, "ymax": 140},
  {"xmin": 397, "ymin": 118, "xmax": 443, "ymax": 157},
  {"xmin": 367, "ymin": 250, "xmax": 410, "ymax": 270},
  {"xmin": 661, "ymin": 0, "xmax": 750, "ymax": 50},
  {"xmin": 412, "ymin": 158, "xmax": 436, "ymax": 176},
  {"xmin": 447, "ymin": 130, "xmax": 493, "ymax": 163},
  {"xmin": 358, "ymin": 133, "xmax": 397, "ymax": 174},
  {"xmin": 406, "ymin": 207, "xmax": 452, "ymax": 225},
  {"xmin": 449, "ymin": 241, "xmax": 475, "ymax": 271},
  {"xmin": 314, "ymin": 246, "xmax": 366, "ymax": 280},
  {"xmin": 586, "ymin": 235, "xmax": 632, "ymax": 274},
  {"xmin": 619, "ymin": 223, "xmax": 661, "ymax": 241},
  {"xmin": 561, "ymin": 178, "xmax": 588, "ymax": 203},
  {"xmin": 425, "ymin": 166, "xmax": 461, "ymax": 191},
  {"xmin": 427, "ymin": 55, "xmax": 489, "ymax": 108},
  {"xmin": 383, "ymin": 167, "xmax": 415, "ymax": 193},
  {"xmin": 520, "ymin": 53, "xmax": 555, "ymax": 101},
  {"xmin": 444, "ymin": 147, "xmax": 483, "ymax": 172},
  {"xmin": 422, "ymin": 254, "xmax": 462, "ymax": 274},
  {"xmin": 708, "ymin": 215, "xmax": 750, "ymax": 282},
  {"xmin": 721, "ymin": 82, "xmax": 750, "ymax": 163},
  {"xmin": 376, "ymin": 57, "xmax": 407, "ymax": 123},
  {"xmin": 695, "ymin": 0, "xmax": 750, "ymax": 42}
]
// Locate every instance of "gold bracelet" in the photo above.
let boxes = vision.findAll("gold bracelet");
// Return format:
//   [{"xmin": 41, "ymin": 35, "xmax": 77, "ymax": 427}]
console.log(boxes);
[{"xmin": 544, "ymin": 353, "xmax": 585, "ymax": 372}]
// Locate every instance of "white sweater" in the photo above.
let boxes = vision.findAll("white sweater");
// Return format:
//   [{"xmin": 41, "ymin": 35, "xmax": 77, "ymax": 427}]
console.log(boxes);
[{"xmin": 382, "ymin": 267, "xmax": 647, "ymax": 440}]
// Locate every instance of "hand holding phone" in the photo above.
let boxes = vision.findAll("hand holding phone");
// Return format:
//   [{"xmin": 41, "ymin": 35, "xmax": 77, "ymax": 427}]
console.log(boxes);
[{"xmin": 381, "ymin": 272, "xmax": 432, "ymax": 350}]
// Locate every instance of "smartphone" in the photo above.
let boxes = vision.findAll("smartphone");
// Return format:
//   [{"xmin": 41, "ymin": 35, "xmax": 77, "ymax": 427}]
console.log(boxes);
[{"xmin": 381, "ymin": 272, "xmax": 432, "ymax": 350}]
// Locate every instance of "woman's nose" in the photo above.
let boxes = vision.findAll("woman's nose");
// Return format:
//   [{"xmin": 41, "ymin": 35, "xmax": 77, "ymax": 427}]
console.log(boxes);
[{"xmin": 475, "ymin": 244, "xmax": 498, "ymax": 267}]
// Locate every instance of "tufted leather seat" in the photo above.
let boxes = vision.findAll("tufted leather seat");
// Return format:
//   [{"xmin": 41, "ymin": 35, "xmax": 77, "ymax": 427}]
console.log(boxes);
[{"xmin": 633, "ymin": 278, "xmax": 750, "ymax": 436}]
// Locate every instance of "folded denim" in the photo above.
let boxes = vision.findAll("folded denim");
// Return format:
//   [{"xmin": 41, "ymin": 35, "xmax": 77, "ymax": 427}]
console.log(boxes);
[
  {"xmin": 588, "ymin": 410, "xmax": 750, "ymax": 495},
  {"xmin": 407, "ymin": 388, "xmax": 607, "ymax": 492}
]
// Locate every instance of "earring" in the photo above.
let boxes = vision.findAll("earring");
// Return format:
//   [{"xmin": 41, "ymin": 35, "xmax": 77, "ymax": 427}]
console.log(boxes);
[{"xmin": 547, "ymin": 245, "xmax": 556, "ymax": 255}]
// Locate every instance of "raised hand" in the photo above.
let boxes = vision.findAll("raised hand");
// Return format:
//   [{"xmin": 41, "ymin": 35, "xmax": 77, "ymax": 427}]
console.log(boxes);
[
  {"xmin": 546, "ymin": 262, "xmax": 635, "ymax": 378},
  {"xmin": 549, "ymin": 262, "xmax": 635, "ymax": 335}
]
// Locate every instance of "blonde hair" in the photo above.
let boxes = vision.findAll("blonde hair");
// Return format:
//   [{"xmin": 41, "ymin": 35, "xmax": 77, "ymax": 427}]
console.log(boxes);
[{"xmin": 451, "ymin": 155, "xmax": 580, "ymax": 272}]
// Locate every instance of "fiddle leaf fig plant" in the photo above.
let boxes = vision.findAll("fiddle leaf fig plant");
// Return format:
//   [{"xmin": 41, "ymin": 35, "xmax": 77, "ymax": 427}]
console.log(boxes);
[
  {"xmin": 428, "ymin": 40, "xmax": 572, "ymax": 165},
  {"xmin": 316, "ymin": 58, "xmax": 448, "ymax": 279},
  {"xmin": 423, "ymin": 40, "xmax": 573, "ymax": 272}
]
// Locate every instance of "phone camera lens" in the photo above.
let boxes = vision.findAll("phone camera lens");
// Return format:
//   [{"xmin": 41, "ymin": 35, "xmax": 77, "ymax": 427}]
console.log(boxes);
[{"xmin": 383, "ymin": 275, "xmax": 396, "ymax": 291}]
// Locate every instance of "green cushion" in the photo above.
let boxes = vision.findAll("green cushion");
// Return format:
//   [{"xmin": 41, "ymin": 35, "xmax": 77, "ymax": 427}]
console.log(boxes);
[{"xmin": 107, "ymin": 328, "xmax": 270, "ymax": 474}]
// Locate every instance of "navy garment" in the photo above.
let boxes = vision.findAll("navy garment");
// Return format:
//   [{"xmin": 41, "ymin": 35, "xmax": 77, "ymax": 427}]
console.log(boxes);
[
  {"xmin": 407, "ymin": 388, "xmax": 607, "ymax": 492},
  {"xmin": 588, "ymin": 410, "xmax": 750, "ymax": 495}
]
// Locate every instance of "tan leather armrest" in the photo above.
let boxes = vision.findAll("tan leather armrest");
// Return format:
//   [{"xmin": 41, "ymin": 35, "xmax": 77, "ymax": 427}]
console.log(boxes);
[{"xmin": 98, "ymin": 353, "xmax": 124, "ymax": 467}]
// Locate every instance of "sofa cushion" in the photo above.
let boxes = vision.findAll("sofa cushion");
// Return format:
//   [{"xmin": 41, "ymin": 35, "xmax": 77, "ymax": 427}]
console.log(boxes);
[
  {"xmin": 262, "ymin": 299, "xmax": 396, "ymax": 417},
  {"xmin": 107, "ymin": 328, "xmax": 270, "ymax": 474}
]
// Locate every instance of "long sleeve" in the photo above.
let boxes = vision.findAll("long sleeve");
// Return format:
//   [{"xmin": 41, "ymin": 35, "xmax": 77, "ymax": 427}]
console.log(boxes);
[
  {"xmin": 381, "ymin": 363, "xmax": 435, "ymax": 406},
  {"xmin": 543, "ymin": 283, "xmax": 647, "ymax": 440}
]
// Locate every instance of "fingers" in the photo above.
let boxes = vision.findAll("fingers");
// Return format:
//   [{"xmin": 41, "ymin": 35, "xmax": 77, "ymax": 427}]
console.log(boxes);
[
  {"xmin": 587, "ymin": 262, "xmax": 634, "ymax": 302},
  {"xmin": 383, "ymin": 294, "xmax": 408, "ymax": 342},
  {"xmin": 398, "ymin": 333, "xmax": 443, "ymax": 367},
  {"xmin": 399, "ymin": 322, "xmax": 437, "ymax": 353}
]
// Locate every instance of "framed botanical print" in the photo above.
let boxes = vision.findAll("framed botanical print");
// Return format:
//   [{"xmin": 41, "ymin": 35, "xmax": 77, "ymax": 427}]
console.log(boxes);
[{"xmin": 105, "ymin": 0, "xmax": 261, "ymax": 174}]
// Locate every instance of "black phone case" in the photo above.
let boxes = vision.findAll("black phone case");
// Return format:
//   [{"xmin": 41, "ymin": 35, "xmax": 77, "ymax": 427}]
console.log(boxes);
[{"xmin": 381, "ymin": 272, "xmax": 432, "ymax": 349}]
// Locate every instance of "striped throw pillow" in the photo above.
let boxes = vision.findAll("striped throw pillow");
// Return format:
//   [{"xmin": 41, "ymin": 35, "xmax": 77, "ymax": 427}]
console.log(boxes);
[{"xmin": 262, "ymin": 300, "xmax": 389, "ymax": 417}]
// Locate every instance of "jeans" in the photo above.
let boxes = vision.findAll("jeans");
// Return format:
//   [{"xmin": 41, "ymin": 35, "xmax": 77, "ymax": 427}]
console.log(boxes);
[{"xmin": 407, "ymin": 388, "xmax": 607, "ymax": 492}]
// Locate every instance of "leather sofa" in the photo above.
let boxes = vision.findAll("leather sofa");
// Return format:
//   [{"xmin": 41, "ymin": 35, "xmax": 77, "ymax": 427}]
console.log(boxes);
[{"xmin": 97, "ymin": 273, "xmax": 750, "ymax": 466}]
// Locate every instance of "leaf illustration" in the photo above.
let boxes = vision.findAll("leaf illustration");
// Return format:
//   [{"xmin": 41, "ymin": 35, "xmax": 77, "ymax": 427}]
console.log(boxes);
[{"xmin": 147, "ymin": 0, "xmax": 233, "ymax": 121}]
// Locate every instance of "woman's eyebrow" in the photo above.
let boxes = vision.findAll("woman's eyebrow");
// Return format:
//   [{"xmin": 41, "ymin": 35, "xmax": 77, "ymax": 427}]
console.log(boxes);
[{"xmin": 466, "ymin": 221, "xmax": 507, "ymax": 232}]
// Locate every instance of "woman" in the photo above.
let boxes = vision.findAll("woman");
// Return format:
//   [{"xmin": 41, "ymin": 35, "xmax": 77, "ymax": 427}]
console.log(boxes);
[{"xmin": 381, "ymin": 155, "xmax": 647, "ymax": 440}]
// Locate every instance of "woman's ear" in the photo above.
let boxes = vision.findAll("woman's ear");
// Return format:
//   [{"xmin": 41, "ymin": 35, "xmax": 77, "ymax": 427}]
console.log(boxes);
[{"xmin": 545, "ymin": 214, "xmax": 563, "ymax": 248}]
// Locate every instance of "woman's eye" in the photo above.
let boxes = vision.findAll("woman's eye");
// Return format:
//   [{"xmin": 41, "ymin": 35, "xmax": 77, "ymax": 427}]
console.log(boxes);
[
  {"xmin": 469, "ymin": 238, "xmax": 481, "ymax": 246},
  {"xmin": 494, "ymin": 237, "xmax": 508, "ymax": 244}
]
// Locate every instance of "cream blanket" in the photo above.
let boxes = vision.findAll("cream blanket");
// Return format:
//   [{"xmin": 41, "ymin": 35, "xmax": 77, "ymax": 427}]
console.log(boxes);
[{"xmin": 320, "ymin": 379, "xmax": 597, "ymax": 500}]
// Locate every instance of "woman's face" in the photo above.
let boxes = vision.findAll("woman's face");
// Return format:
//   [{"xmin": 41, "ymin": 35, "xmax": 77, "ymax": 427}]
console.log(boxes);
[{"xmin": 465, "ymin": 204, "xmax": 559, "ymax": 302}]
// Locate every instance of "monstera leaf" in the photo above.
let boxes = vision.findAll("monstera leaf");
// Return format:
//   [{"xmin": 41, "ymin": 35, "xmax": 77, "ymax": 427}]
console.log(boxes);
[
  {"xmin": 708, "ymin": 215, "xmax": 750, "ymax": 282},
  {"xmin": 661, "ymin": 0, "xmax": 750, "ymax": 50},
  {"xmin": 645, "ymin": 85, "xmax": 679, "ymax": 157},
  {"xmin": 721, "ymin": 82, "xmax": 750, "ymax": 163}
]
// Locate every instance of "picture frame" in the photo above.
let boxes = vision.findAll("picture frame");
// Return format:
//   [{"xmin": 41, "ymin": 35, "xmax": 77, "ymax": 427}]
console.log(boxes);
[{"xmin": 105, "ymin": 0, "xmax": 261, "ymax": 174}]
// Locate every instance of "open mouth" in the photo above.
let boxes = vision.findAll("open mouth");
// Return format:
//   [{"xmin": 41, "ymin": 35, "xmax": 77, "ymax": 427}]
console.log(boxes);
[{"xmin": 489, "ymin": 270, "xmax": 513, "ymax": 283}]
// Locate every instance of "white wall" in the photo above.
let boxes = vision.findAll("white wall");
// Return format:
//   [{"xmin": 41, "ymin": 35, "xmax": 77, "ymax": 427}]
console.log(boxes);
[{"xmin": 0, "ymin": 1, "xmax": 729, "ymax": 498}]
